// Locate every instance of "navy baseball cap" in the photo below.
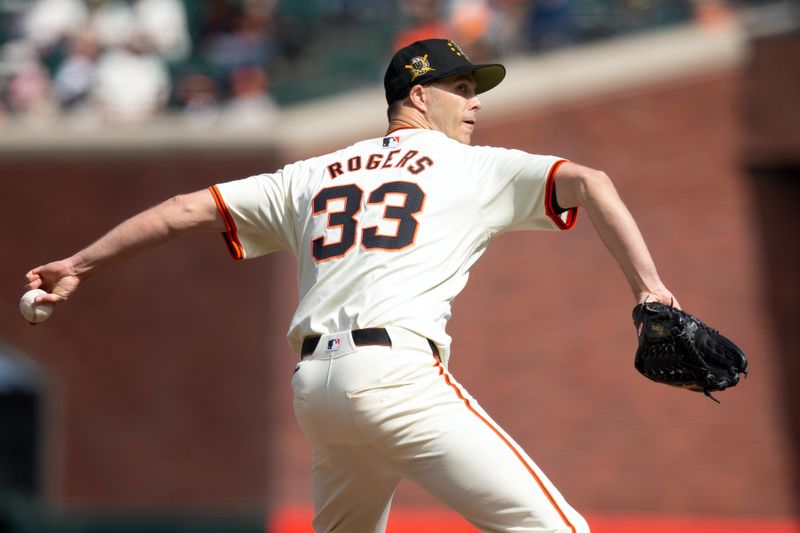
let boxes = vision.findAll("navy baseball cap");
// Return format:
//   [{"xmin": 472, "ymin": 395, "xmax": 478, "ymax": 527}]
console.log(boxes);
[{"xmin": 384, "ymin": 39, "xmax": 506, "ymax": 104}]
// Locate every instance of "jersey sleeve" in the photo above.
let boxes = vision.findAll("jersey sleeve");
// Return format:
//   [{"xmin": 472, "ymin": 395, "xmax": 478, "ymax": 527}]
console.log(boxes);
[
  {"xmin": 468, "ymin": 146, "xmax": 578, "ymax": 235},
  {"xmin": 210, "ymin": 169, "xmax": 296, "ymax": 260}
]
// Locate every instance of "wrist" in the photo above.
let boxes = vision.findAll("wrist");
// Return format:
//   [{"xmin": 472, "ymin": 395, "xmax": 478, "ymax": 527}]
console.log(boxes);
[
  {"xmin": 635, "ymin": 287, "xmax": 677, "ymax": 307},
  {"xmin": 67, "ymin": 255, "xmax": 92, "ymax": 280}
]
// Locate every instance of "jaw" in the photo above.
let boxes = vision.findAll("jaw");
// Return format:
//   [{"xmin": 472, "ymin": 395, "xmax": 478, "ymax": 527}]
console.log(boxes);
[
  {"xmin": 458, "ymin": 121, "xmax": 475, "ymax": 144},
  {"xmin": 425, "ymin": 114, "xmax": 475, "ymax": 144}
]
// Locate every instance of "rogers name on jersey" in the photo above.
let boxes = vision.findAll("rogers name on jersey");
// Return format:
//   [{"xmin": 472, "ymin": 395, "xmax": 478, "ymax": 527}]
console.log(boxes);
[{"xmin": 326, "ymin": 148, "xmax": 434, "ymax": 179}]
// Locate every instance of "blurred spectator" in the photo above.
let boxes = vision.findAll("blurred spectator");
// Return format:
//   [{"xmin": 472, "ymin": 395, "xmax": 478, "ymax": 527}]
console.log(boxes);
[
  {"xmin": 91, "ymin": 34, "xmax": 171, "ymax": 123},
  {"xmin": 53, "ymin": 33, "xmax": 98, "ymax": 109},
  {"xmin": 484, "ymin": 0, "xmax": 532, "ymax": 57},
  {"xmin": 394, "ymin": 0, "xmax": 450, "ymax": 49},
  {"xmin": 692, "ymin": 0, "xmax": 736, "ymax": 29},
  {"xmin": 88, "ymin": 0, "xmax": 136, "ymax": 50},
  {"xmin": 220, "ymin": 65, "xmax": 278, "ymax": 131},
  {"xmin": 447, "ymin": 0, "xmax": 499, "ymax": 62},
  {"xmin": 527, "ymin": 0, "xmax": 575, "ymax": 52},
  {"xmin": 176, "ymin": 72, "xmax": 222, "ymax": 130},
  {"xmin": 7, "ymin": 56, "xmax": 59, "ymax": 127},
  {"xmin": 135, "ymin": 0, "xmax": 191, "ymax": 62},
  {"xmin": 450, "ymin": 0, "xmax": 492, "ymax": 46},
  {"xmin": 240, "ymin": 0, "xmax": 282, "ymax": 69},
  {"xmin": 202, "ymin": 0, "xmax": 282, "ymax": 87},
  {"xmin": 22, "ymin": 0, "xmax": 88, "ymax": 50},
  {"xmin": 0, "ymin": 0, "xmax": 743, "ymax": 128}
]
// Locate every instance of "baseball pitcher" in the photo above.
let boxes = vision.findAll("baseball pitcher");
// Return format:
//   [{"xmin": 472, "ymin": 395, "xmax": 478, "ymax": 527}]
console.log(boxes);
[{"xmin": 24, "ymin": 39, "xmax": 700, "ymax": 533}]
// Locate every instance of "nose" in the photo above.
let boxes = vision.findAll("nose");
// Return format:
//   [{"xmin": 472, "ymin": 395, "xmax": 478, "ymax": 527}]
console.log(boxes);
[{"xmin": 470, "ymin": 95, "xmax": 482, "ymax": 111}]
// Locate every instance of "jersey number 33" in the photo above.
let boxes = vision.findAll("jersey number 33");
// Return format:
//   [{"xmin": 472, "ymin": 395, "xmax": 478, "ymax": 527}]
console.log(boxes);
[{"xmin": 311, "ymin": 181, "xmax": 425, "ymax": 262}]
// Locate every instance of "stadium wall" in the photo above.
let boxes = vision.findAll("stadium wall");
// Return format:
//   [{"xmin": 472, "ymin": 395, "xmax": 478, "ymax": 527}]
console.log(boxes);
[{"xmin": 1, "ymin": 19, "xmax": 797, "ymax": 530}]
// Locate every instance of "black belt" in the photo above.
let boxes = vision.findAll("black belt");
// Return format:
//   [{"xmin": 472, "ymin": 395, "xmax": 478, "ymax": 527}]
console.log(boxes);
[{"xmin": 301, "ymin": 327, "xmax": 439, "ymax": 358}]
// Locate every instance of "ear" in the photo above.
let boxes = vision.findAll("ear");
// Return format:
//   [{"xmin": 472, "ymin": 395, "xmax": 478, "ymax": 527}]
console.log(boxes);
[{"xmin": 407, "ymin": 84, "xmax": 428, "ymax": 112}]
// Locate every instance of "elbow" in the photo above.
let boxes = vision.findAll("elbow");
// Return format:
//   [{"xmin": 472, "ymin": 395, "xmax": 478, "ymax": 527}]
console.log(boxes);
[
  {"xmin": 169, "ymin": 193, "xmax": 196, "ymax": 216},
  {"xmin": 160, "ymin": 195, "xmax": 191, "ymax": 235},
  {"xmin": 563, "ymin": 168, "xmax": 614, "ymax": 207},
  {"xmin": 162, "ymin": 193, "xmax": 219, "ymax": 234},
  {"xmin": 577, "ymin": 169, "xmax": 615, "ymax": 205},
  {"xmin": 583, "ymin": 168, "xmax": 612, "ymax": 190}
]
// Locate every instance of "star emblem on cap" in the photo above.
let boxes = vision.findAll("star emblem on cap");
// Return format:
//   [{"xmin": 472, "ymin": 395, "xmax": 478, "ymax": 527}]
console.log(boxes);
[{"xmin": 448, "ymin": 41, "xmax": 469, "ymax": 61}]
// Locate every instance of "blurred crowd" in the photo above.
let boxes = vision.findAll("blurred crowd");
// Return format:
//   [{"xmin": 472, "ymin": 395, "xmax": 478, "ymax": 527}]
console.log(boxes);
[
  {"xmin": 0, "ymin": 0, "xmax": 745, "ymax": 130},
  {"xmin": 0, "ymin": 0, "xmax": 282, "ymax": 130}
]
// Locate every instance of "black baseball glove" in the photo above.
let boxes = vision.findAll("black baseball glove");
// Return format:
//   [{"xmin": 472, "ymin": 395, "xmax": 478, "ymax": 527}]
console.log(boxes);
[{"xmin": 632, "ymin": 302, "xmax": 748, "ymax": 402}]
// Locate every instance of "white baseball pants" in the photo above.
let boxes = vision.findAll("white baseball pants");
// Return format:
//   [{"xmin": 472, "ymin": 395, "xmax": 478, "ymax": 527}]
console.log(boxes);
[{"xmin": 291, "ymin": 327, "xmax": 590, "ymax": 533}]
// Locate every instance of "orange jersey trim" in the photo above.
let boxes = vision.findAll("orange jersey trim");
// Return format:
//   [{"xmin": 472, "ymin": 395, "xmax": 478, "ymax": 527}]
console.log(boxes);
[
  {"xmin": 208, "ymin": 185, "xmax": 245, "ymax": 260},
  {"xmin": 433, "ymin": 357, "xmax": 577, "ymax": 533},
  {"xmin": 545, "ymin": 159, "xmax": 578, "ymax": 230},
  {"xmin": 385, "ymin": 125, "xmax": 419, "ymax": 135}
]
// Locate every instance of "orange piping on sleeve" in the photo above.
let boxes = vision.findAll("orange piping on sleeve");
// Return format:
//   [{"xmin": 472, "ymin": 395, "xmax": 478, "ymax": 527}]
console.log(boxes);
[
  {"xmin": 209, "ymin": 185, "xmax": 245, "ymax": 260},
  {"xmin": 545, "ymin": 159, "xmax": 578, "ymax": 230}
]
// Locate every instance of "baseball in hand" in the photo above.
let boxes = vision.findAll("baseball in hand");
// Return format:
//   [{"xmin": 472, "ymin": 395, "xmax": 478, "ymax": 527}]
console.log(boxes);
[{"xmin": 20, "ymin": 289, "xmax": 54, "ymax": 324}]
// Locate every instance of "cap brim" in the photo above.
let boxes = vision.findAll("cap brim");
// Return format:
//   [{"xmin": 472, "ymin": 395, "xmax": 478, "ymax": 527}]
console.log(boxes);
[{"xmin": 431, "ymin": 63, "xmax": 506, "ymax": 95}]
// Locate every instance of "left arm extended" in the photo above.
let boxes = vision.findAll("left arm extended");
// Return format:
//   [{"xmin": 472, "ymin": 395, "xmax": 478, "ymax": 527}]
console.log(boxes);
[{"xmin": 553, "ymin": 162, "xmax": 678, "ymax": 307}]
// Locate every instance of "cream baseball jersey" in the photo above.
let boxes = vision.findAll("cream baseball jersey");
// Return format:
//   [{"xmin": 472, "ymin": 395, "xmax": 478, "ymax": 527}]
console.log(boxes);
[{"xmin": 211, "ymin": 128, "xmax": 577, "ymax": 357}]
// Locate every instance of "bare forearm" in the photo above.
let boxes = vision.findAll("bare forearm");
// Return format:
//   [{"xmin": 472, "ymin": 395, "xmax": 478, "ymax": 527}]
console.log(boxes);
[
  {"xmin": 25, "ymin": 189, "xmax": 225, "ymax": 305},
  {"xmin": 555, "ymin": 163, "xmax": 675, "ymax": 305},
  {"xmin": 581, "ymin": 181, "xmax": 665, "ymax": 300},
  {"xmin": 71, "ymin": 190, "xmax": 223, "ymax": 280},
  {"xmin": 72, "ymin": 199, "xmax": 177, "ymax": 279}
]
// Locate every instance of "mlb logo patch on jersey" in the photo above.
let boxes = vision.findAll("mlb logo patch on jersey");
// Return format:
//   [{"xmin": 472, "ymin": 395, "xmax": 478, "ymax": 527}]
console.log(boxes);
[
  {"xmin": 382, "ymin": 136, "xmax": 400, "ymax": 149},
  {"xmin": 326, "ymin": 338, "xmax": 342, "ymax": 352}
]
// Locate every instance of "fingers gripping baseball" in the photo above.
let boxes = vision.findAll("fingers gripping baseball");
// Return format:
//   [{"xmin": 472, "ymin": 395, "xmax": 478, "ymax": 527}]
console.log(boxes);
[{"xmin": 25, "ymin": 260, "xmax": 81, "ymax": 305}]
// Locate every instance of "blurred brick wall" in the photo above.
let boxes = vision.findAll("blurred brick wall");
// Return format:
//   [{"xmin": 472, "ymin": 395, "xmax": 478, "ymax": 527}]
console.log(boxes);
[
  {"xmin": 1, "ymin": 150, "xmax": 292, "ymax": 513},
  {"xmin": 1, "ymin": 36, "xmax": 798, "ymax": 524},
  {"xmin": 742, "ymin": 29, "xmax": 800, "ymax": 166},
  {"xmin": 744, "ymin": 29, "xmax": 800, "ymax": 514}
]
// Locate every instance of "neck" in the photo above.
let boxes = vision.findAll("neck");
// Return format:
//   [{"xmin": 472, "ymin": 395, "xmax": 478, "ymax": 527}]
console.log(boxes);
[{"xmin": 387, "ymin": 108, "xmax": 431, "ymax": 135}]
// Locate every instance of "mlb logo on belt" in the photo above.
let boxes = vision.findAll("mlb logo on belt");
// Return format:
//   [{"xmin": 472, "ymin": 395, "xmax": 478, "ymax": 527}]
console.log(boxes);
[{"xmin": 326, "ymin": 338, "xmax": 341, "ymax": 352}]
